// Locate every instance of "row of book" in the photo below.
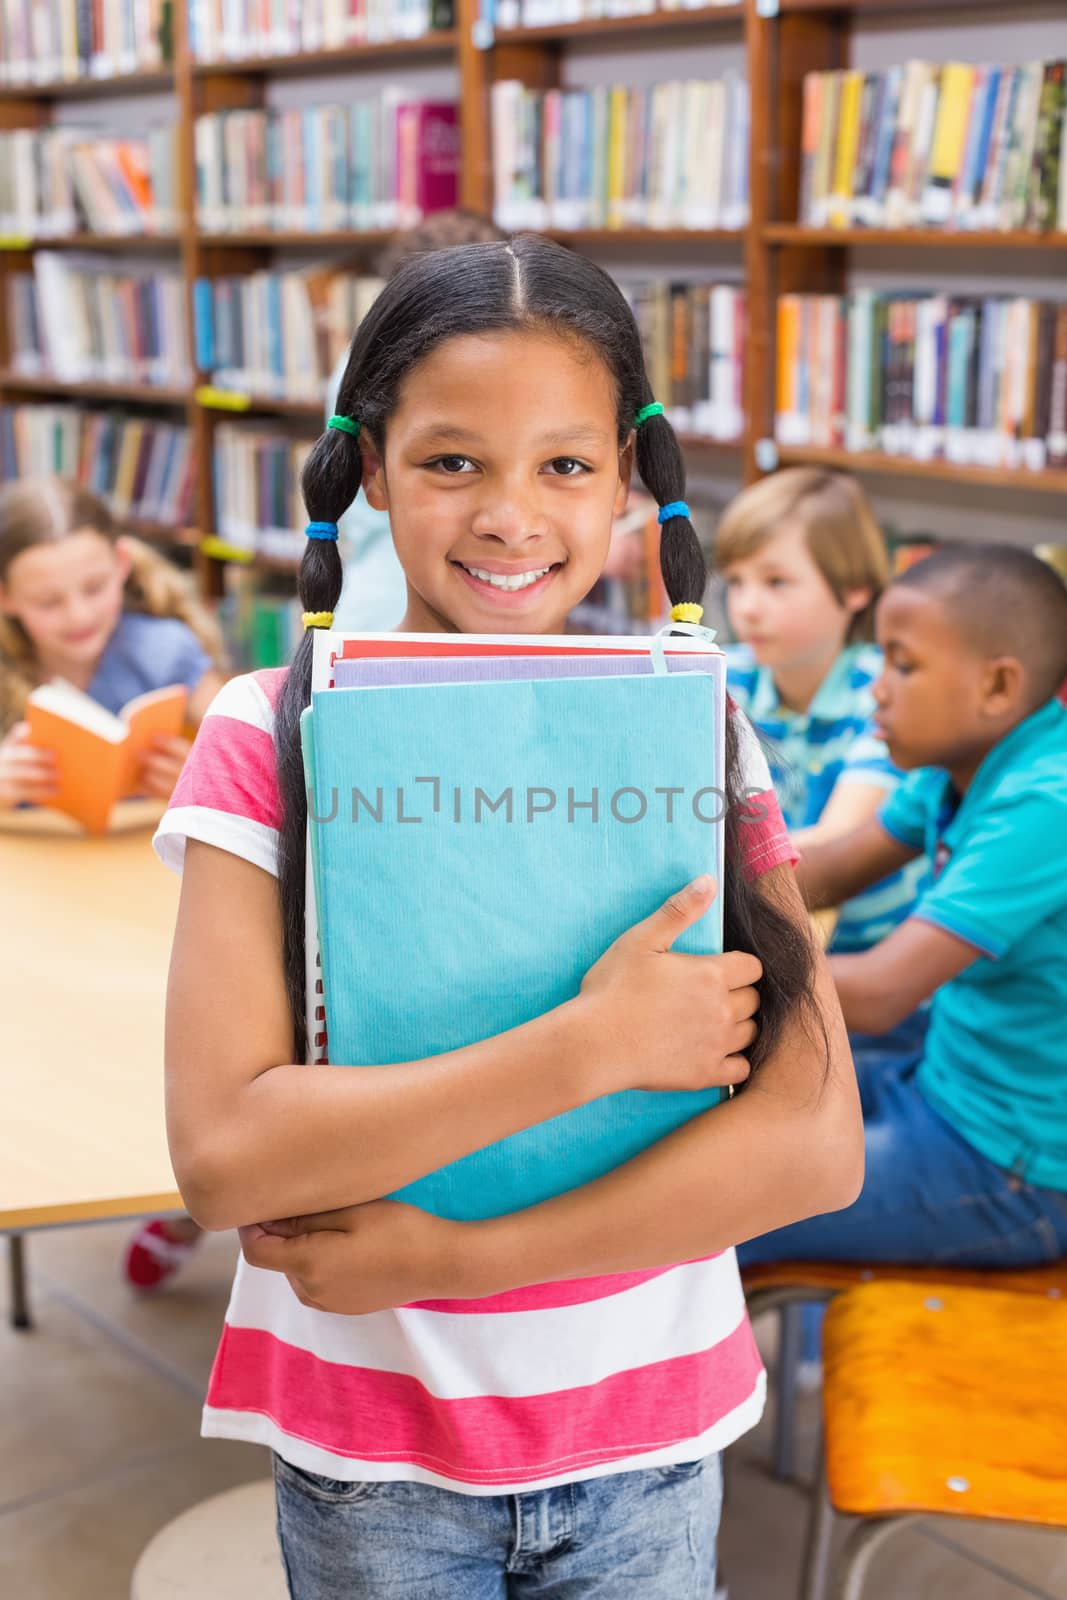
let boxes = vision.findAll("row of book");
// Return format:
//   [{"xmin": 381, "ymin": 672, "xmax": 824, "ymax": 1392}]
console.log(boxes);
[
  {"xmin": 492, "ymin": 78, "xmax": 749, "ymax": 233},
  {"xmin": 623, "ymin": 281, "xmax": 744, "ymax": 442},
  {"xmin": 195, "ymin": 100, "xmax": 459, "ymax": 233},
  {"xmin": 800, "ymin": 60, "xmax": 1067, "ymax": 233},
  {"xmin": 484, "ymin": 0, "xmax": 737, "ymax": 25},
  {"xmin": 189, "ymin": 0, "xmax": 452, "ymax": 60},
  {"xmin": 194, "ymin": 270, "xmax": 384, "ymax": 398},
  {"xmin": 217, "ymin": 566, "xmax": 305, "ymax": 671},
  {"xmin": 776, "ymin": 291, "xmax": 1067, "ymax": 472},
  {"xmin": 0, "ymin": 128, "xmax": 178, "ymax": 240},
  {"xmin": 0, "ymin": 0, "xmax": 172, "ymax": 84},
  {"xmin": 7, "ymin": 255, "xmax": 190, "ymax": 388},
  {"xmin": 213, "ymin": 424, "xmax": 314, "ymax": 561},
  {"xmin": 0, "ymin": 404, "xmax": 195, "ymax": 526}
]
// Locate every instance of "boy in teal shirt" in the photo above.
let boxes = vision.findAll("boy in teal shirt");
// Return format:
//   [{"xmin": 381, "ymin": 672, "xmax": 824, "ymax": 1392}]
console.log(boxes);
[{"xmin": 740, "ymin": 543, "xmax": 1067, "ymax": 1268}]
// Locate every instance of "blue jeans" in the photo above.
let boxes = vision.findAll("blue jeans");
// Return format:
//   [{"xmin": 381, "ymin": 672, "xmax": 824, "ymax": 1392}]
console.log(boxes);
[
  {"xmin": 739, "ymin": 1052, "xmax": 1067, "ymax": 1271},
  {"xmin": 272, "ymin": 1452, "xmax": 723, "ymax": 1599}
]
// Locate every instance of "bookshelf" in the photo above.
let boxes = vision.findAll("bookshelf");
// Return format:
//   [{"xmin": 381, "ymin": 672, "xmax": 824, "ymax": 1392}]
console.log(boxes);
[{"xmin": 0, "ymin": 0, "xmax": 1064, "ymax": 612}]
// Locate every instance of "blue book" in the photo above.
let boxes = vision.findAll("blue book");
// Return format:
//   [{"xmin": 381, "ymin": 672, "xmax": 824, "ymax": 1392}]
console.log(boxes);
[{"xmin": 302, "ymin": 669, "xmax": 727, "ymax": 1222}]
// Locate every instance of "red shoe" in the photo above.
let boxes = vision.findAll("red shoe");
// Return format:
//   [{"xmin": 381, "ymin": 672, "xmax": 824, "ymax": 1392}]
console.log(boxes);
[{"xmin": 123, "ymin": 1218, "xmax": 202, "ymax": 1291}]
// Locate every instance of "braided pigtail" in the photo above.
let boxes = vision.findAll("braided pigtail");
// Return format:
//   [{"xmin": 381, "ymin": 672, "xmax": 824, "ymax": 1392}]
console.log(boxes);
[
  {"xmin": 274, "ymin": 413, "xmax": 361, "ymax": 1058},
  {"xmin": 632, "ymin": 399, "xmax": 819, "ymax": 1076}
]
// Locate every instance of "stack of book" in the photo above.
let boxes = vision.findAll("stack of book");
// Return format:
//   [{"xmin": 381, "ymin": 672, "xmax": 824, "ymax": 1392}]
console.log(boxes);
[
  {"xmin": 776, "ymin": 290, "xmax": 1067, "ymax": 471},
  {"xmin": 189, "ymin": 0, "xmax": 453, "ymax": 60},
  {"xmin": 492, "ymin": 77, "xmax": 749, "ymax": 232},
  {"xmin": 195, "ymin": 99, "xmax": 459, "ymax": 233},
  {"xmin": 301, "ymin": 630, "xmax": 727, "ymax": 1221},
  {"xmin": 623, "ymin": 280, "xmax": 745, "ymax": 441},
  {"xmin": 0, "ymin": 127, "xmax": 178, "ymax": 239},
  {"xmin": 484, "ymin": 0, "xmax": 739, "ymax": 23},
  {"xmin": 213, "ymin": 424, "xmax": 314, "ymax": 561},
  {"xmin": 0, "ymin": 0, "xmax": 172, "ymax": 83},
  {"xmin": 799, "ymin": 59, "xmax": 1067, "ymax": 232},
  {"xmin": 6, "ymin": 254, "xmax": 190, "ymax": 388},
  {"xmin": 194, "ymin": 270, "xmax": 384, "ymax": 399},
  {"xmin": 0, "ymin": 404, "xmax": 194, "ymax": 525}
]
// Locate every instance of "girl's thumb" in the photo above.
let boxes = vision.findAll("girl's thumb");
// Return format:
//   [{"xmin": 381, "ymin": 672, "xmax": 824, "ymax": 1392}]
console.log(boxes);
[{"xmin": 641, "ymin": 875, "xmax": 718, "ymax": 952}]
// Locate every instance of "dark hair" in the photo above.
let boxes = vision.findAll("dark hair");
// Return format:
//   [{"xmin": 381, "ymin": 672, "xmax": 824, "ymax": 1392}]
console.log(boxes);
[
  {"xmin": 276, "ymin": 235, "xmax": 819, "ymax": 1071},
  {"xmin": 892, "ymin": 542, "xmax": 1067, "ymax": 710}
]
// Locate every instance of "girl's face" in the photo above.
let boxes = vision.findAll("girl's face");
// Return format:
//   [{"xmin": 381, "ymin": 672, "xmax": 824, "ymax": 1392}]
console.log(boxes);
[
  {"xmin": 0, "ymin": 530, "xmax": 129, "ymax": 668},
  {"xmin": 722, "ymin": 522, "xmax": 868, "ymax": 672},
  {"xmin": 362, "ymin": 328, "xmax": 633, "ymax": 634}
]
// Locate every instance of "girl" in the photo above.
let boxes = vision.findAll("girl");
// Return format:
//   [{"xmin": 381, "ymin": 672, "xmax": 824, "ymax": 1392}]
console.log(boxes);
[
  {"xmin": 0, "ymin": 478, "xmax": 225, "ymax": 802},
  {"xmin": 0, "ymin": 476, "xmax": 226, "ymax": 1290},
  {"xmin": 156, "ymin": 236, "xmax": 861, "ymax": 1600}
]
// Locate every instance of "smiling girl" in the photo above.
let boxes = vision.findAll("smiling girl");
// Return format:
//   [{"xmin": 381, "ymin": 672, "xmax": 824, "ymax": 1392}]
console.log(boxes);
[
  {"xmin": 0, "ymin": 478, "xmax": 224, "ymax": 810},
  {"xmin": 155, "ymin": 237, "xmax": 861, "ymax": 1600}
]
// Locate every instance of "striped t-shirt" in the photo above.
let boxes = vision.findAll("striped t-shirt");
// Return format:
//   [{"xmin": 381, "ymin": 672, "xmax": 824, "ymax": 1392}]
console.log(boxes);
[
  {"xmin": 725, "ymin": 643, "xmax": 928, "ymax": 953},
  {"xmin": 154, "ymin": 668, "xmax": 799, "ymax": 1494}
]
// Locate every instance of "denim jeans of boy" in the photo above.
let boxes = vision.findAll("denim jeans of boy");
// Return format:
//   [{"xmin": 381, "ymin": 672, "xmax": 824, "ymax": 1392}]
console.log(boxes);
[
  {"xmin": 273, "ymin": 1451, "xmax": 723, "ymax": 1599},
  {"xmin": 739, "ymin": 1052, "xmax": 1067, "ymax": 1271}
]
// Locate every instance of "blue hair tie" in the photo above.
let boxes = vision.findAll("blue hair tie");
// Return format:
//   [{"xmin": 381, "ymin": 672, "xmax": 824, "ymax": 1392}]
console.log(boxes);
[
  {"xmin": 306, "ymin": 521, "xmax": 339, "ymax": 541},
  {"xmin": 658, "ymin": 501, "xmax": 690, "ymax": 525}
]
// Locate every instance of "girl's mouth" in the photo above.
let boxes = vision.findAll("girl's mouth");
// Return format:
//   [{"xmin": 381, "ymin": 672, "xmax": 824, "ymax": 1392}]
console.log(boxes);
[{"xmin": 451, "ymin": 561, "xmax": 563, "ymax": 605}]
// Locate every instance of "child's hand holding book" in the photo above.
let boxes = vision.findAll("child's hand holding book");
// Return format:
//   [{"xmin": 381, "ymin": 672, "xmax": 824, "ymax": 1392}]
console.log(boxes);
[{"xmin": 0, "ymin": 721, "xmax": 59, "ymax": 811}]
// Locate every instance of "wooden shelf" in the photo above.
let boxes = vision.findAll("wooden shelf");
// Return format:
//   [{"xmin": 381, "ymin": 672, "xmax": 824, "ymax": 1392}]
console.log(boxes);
[
  {"xmin": 0, "ymin": 373, "xmax": 191, "ymax": 406},
  {"xmin": 776, "ymin": 0, "xmax": 1060, "ymax": 13},
  {"xmin": 191, "ymin": 31, "xmax": 457, "ymax": 78},
  {"xmin": 677, "ymin": 434, "xmax": 743, "ymax": 452},
  {"xmin": 492, "ymin": 6, "xmax": 745, "ymax": 45},
  {"xmin": 0, "ymin": 233, "xmax": 182, "ymax": 252},
  {"xmin": 0, "ymin": 69, "xmax": 174, "ymax": 100},
  {"xmin": 544, "ymin": 228, "xmax": 746, "ymax": 245},
  {"xmin": 764, "ymin": 225, "xmax": 1067, "ymax": 251},
  {"xmin": 196, "ymin": 229, "xmax": 393, "ymax": 249},
  {"xmin": 195, "ymin": 389, "xmax": 324, "ymax": 418},
  {"xmin": 774, "ymin": 445, "xmax": 1067, "ymax": 497}
]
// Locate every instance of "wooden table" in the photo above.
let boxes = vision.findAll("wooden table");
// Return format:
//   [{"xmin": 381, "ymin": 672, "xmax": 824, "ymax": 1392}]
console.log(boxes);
[{"xmin": 0, "ymin": 802, "xmax": 183, "ymax": 1326}]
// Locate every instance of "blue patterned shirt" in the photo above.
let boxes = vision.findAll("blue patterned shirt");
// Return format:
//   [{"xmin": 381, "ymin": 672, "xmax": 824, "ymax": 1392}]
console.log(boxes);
[{"xmin": 725, "ymin": 642, "xmax": 928, "ymax": 952}]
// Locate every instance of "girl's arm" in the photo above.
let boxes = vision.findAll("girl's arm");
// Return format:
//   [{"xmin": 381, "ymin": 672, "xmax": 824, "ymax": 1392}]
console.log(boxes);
[
  {"xmin": 795, "ymin": 816, "xmax": 919, "ymax": 910},
  {"xmin": 166, "ymin": 840, "xmax": 761, "ymax": 1232},
  {"xmin": 242, "ymin": 864, "xmax": 864, "ymax": 1314},
  {"xmin": 469, "ymin": 864, "xmax": 862, "ymax": 1287}
]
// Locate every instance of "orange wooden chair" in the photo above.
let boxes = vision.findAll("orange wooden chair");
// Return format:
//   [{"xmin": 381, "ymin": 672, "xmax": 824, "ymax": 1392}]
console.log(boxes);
[
  {"xmin": 799, "ymin": 1281, "xmax": 1067, "ymax": 1600},
  {"xmin": 741, "ymin": 1259, "xmax": 1067, "ymax": 1481}
]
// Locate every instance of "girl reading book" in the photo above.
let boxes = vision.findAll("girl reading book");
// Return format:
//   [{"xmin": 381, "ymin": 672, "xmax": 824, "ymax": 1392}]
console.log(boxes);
[
  {"xmin": 0, "ymin": 477, "xmax": 225, "ymax": 1291},
  {"xmin": 0, "ymin": 478, "xmax": 224, "ymax": 805},
  {"xmin": 155, "ymin": 236, "xmax": 861, "ymax": 1599}
]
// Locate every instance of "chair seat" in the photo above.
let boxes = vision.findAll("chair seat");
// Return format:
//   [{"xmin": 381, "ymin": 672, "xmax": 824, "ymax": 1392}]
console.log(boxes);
[
  {"xmin": 822, "ymin": 1282, "xmax": 1067, "ymax": 1528},
  {"xmin": 741, "ymin": 1258, "xmax": 1067, "ymax": 1299},
  {"xmin": 131, "ymin": 1480, "xmax": 289, "ymax": 1600}
]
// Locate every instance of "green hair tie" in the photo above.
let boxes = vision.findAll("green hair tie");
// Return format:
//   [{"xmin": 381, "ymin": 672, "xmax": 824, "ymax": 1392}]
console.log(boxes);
[
  {"xmin": 634, "ymin": 402, "xmax": 664, "ymax": 428},
  {"xmin": 327, "ymin": 414, "xmax": 361, "ymax": 438}
]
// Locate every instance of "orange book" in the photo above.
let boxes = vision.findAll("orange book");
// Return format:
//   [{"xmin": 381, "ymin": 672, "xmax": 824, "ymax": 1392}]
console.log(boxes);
[{"xmin": 25, "ymin": 680, "xmax": 189, "ymax": 835}]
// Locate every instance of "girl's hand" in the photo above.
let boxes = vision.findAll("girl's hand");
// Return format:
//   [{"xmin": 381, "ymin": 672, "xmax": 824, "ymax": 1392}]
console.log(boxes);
[
  {"xmin": 138, "ymin": 734, "xmax": 191, "ymax": 800},
  {"xmin": 0, "ymin": 722, "xmax": 59, "ymax": 810},
  {"xmin": 238, "ymin": 1201, "xmax": 473, "ymax": 1316},
  {"xmin": 579, "ymin": 875, "xmax": 762, "ymax": 1095}
]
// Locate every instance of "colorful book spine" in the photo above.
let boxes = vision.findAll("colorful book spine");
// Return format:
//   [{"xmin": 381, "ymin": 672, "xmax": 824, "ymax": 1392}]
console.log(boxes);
[
  {"xmin": 0, "ymin": 402, "xmax": 193, "ymax": 524},
  {"xmin": 800, "ymin": 58, "xmax": 1067, "ymax": 232},
  {"xmin": 776, "ymin": 290, "xmax": 1065, "ymax": 473},
  {"xmin": 492, "ymin": 77, "xmax": 749, "ymax": 233}
]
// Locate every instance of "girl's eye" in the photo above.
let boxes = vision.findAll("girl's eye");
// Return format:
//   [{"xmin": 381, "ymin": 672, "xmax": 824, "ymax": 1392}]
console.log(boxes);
[
  {"xmin": 429, "ymin": 455, "xmax": 476, "ymax": 475},
  {"xmin": 544, "ymin": 457, "xmax": 590, "ymax": 477}
]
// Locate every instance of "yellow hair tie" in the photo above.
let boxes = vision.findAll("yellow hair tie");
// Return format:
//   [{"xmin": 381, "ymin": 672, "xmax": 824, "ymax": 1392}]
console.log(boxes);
[
  {"xmin": 302, "ymin": 611, "xmax": 335, "ymax": 629},
  {"xmin": 670, "ymin": 602, "xmax": 704, "ymax": 624}
]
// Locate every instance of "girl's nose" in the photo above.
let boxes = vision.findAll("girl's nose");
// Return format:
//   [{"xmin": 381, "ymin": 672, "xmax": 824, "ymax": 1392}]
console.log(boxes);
[{"xmin": 470, "ymin": 503, "xmax": 549, "ymax": 548}]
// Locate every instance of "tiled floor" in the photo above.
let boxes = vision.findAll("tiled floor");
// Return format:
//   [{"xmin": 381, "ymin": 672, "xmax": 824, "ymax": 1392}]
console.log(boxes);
[{"xmin": 3, "ymin": 1222, "xmax": 1065, "ymax": 1599}]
